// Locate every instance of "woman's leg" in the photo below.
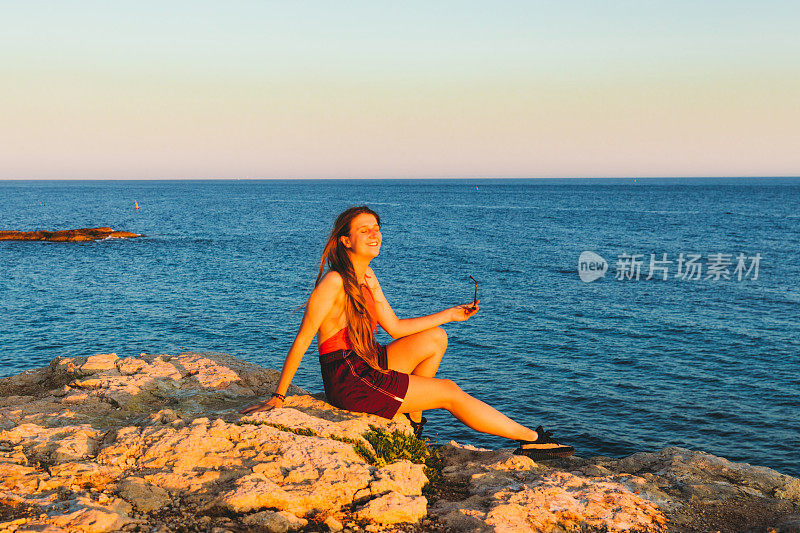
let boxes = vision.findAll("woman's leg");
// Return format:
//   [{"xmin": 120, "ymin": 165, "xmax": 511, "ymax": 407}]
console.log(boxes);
[
  {"xmin": 385, "ymin": 327, "xmax": 448, "ymax": 375},
  {"xmin": 385, "ymin": 328, "xmax": 448, "ymax": 423},
  {"xmin": 398, "ymin": 374, "xmax": 539, "ymax": 442}
]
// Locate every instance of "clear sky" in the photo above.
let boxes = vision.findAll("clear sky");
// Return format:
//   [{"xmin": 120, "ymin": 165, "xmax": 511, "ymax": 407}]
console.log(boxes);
[{"xmin": 2, "ymin": 1, "xmax": 798, "ymax": 179}]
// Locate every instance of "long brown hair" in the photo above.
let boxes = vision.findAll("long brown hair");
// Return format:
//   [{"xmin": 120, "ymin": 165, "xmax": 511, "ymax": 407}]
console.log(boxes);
[{"xmin": 316, "ymin": 206, "xmax": 382, "ymax": 369}]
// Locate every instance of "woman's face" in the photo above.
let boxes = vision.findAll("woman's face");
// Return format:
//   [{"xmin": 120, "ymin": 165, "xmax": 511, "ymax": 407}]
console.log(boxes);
[{"xmin": 343, "ymin": 213, "xmax": 382, "ymax": 258}]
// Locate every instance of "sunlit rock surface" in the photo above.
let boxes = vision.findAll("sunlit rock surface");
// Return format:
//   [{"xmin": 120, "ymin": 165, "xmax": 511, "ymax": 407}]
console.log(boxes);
[
  {"xmin": 429, "ymin": 442, "xmax": 799, "ymax": 532},
  {"xmin": 1, "ymin": 352, "xmax": 797, "ymax": 532},
  {"xmin": 0, "ymin": 227, "xmax": 140, "ymax": 242}
]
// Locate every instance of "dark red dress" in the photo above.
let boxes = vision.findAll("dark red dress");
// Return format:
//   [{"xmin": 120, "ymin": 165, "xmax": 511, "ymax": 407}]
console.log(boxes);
[{"xmin": 317, "ymin": 284, "xmax": 409, "ymax": 419}]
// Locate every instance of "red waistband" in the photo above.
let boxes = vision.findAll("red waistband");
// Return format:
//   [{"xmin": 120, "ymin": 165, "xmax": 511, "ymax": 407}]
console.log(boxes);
[{"xmin": 318, "ymin": 348, "xmax": 351, "ymax": 364}]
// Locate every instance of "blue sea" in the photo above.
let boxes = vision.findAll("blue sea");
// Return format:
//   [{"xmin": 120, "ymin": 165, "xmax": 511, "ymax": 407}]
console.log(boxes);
[{"xmin": 1, "ymin": 178, "xmax": 798, "ymax": 477}]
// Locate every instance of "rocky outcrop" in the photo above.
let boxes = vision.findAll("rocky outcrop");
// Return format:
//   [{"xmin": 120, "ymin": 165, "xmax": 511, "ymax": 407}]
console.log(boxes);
[
  {"xmin": 1, "ymin": 352, "xmax": 798, "ymax": 532},
  {"xmin": 431, "ymin": 443, "xmax": 800, "ymax": 532},
  {"xmin": 0, "ymin": 227, "xmax": 140, "ymax": 242}
]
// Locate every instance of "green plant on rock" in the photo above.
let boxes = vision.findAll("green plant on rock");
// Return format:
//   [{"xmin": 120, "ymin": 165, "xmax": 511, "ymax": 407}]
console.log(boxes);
[
  {"xmin": 362, "ymin": 424, "xmax": 431, "ymax": 467},
  {"xmin": 361, "ymin": 425, "xmax": 443, "ymax": 498}
]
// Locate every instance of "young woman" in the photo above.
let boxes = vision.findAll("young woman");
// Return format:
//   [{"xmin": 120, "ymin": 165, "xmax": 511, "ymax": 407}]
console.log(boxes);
[{"xmin": 240, "ymin": 206, "xmax": 574, "ymax": 459}]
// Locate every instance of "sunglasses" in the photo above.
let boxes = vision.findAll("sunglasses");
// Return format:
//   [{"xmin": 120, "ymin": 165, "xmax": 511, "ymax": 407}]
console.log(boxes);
[{"xmin": 467, "ymin": 275, "xmax": 478, "ymax": 310}]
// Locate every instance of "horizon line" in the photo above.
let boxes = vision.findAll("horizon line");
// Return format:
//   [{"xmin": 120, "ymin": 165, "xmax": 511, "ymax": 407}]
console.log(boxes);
[{"xmin": 1, "ymin": 175, "xmax": 799, "ymax": 182}]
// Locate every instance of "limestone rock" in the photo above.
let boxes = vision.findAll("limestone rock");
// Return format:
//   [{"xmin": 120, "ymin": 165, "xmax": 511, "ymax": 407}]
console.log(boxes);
[
  {"xmin": 241, "ymin": 510, "xmax": 308, "ymax": 532},
  {"xmin": 356, "ymin": 492, "xmax": 427, "ymax": 525},
  {"xmin": 117, "ymin": 477, "xmax": 171, "ymax": 513},
  {"xmin": 0, "ymin": 459, "xmax": 45, "ymax": 493},
  {"xmin": 354, "ymin": 460, "xmax": 428, "ymax": 501},
  {"xmin": 431, "ymin": 441, "xmax": 800, "ymax": 532},
  {"xmin": 37, "ymin": 462, "xmax": 122, "ymax": 493},
  {"xmin": 79, "ymin": 353, "xmax": 119, "ymax": 374},
  {"xmin": 432, "ymin": 466, "xmax": 666, "ymax": 532},
  {"xmin": 324, "ymin": 515, "xmax": 344, "ymax": 531},
  {"xmin": 216, "ymin": 449, "xmax": 373, "ymax": 517},
  {"xmin": 47, "ymin": 494, "xmax": 132, "ymax": 532},
  {"xmin": 2, "ymin": 352, "xmax": 798, "ymax": 533},
  {"xmin": 611, "ymin": 446, "xmax": 800, "ymax": 504},
  {"xmin": 244, "ymin": 394, "xmax": 410, "ymax": 441},
  {"xmin": 0, "ymin": 422, "xmax": 100, "ymax": 463},
  {"xmin": 0, "ymin": 227, "xmax": 140, "ymax": 242}
]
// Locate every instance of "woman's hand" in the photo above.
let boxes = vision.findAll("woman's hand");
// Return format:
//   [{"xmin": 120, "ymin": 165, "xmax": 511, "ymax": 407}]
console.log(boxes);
[
  {"xmin": 239, "ymin": 396, "xmax": 284, "ymax": 415},
  {"xmin": 449, "ymin": 300, "xmax": 480, "ymax": 322}
]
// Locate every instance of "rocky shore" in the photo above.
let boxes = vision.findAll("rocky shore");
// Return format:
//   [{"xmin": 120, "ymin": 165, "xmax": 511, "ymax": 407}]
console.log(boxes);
[
  {"xmin": 0, "ymin": 228, "xmax": 140, "ymax": 242},
  {"xmin": 1, "ymin": 352, "xmax": 798, "ymax": 532}
]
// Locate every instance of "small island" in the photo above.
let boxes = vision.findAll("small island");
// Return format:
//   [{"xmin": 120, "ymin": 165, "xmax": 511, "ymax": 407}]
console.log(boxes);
[
  {"xmin": 0, "ymin": 352, "xmax": 798, "ymax": 532},
  {"xmin": 0, "ymin": 227, "xmax": 140, "ymax": 242}
]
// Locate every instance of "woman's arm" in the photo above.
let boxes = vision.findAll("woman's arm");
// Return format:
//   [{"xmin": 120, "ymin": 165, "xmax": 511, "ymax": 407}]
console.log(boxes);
[
  {"xmin": 239, "ymin": 272, "xmax": 342, "ymax": 414},
  {"xmin": 366, "ymin": 267, "xmax": 479, "ymax": 339}
]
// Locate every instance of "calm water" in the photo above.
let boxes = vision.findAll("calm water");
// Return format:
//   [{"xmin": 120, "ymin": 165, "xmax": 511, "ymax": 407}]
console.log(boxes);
[{"xmin": 1, "ymin": 178, "xmax": 798, "ymax": 476}]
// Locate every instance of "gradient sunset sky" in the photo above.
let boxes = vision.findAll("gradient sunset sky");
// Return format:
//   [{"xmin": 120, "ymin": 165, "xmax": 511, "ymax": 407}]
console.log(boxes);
[{"xmin": 2, "ymin": 1, "xmax": 798, "ymax": 179}]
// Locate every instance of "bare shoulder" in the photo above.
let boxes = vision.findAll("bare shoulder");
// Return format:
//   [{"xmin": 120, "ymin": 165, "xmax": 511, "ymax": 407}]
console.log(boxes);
[
  {"xmin": 308, "ymin": 272, "xmax": 345, "ymax": 315},
  {"xmin": 315, "ymin": 271, "xmax": 344, "ymax": 297},
  {"xmin": 319, "ymin": 270, "xmax": 344, "ymax": 287}
]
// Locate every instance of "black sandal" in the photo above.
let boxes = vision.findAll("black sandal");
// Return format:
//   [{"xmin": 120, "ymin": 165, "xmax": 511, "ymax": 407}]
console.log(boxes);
[
  {"xmin": 404, "ymin": 413, "xmax": 427, "ymax": 439},
  {"xmin": 513, "ymin": 425, "xmax": 575, "ymax": 460}
]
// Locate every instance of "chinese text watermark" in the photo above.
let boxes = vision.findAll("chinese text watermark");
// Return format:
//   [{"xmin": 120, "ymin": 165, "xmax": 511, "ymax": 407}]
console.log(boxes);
[{"xmin": 578, "ymin": 251, "xmax": 761, "ymax": 282}]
